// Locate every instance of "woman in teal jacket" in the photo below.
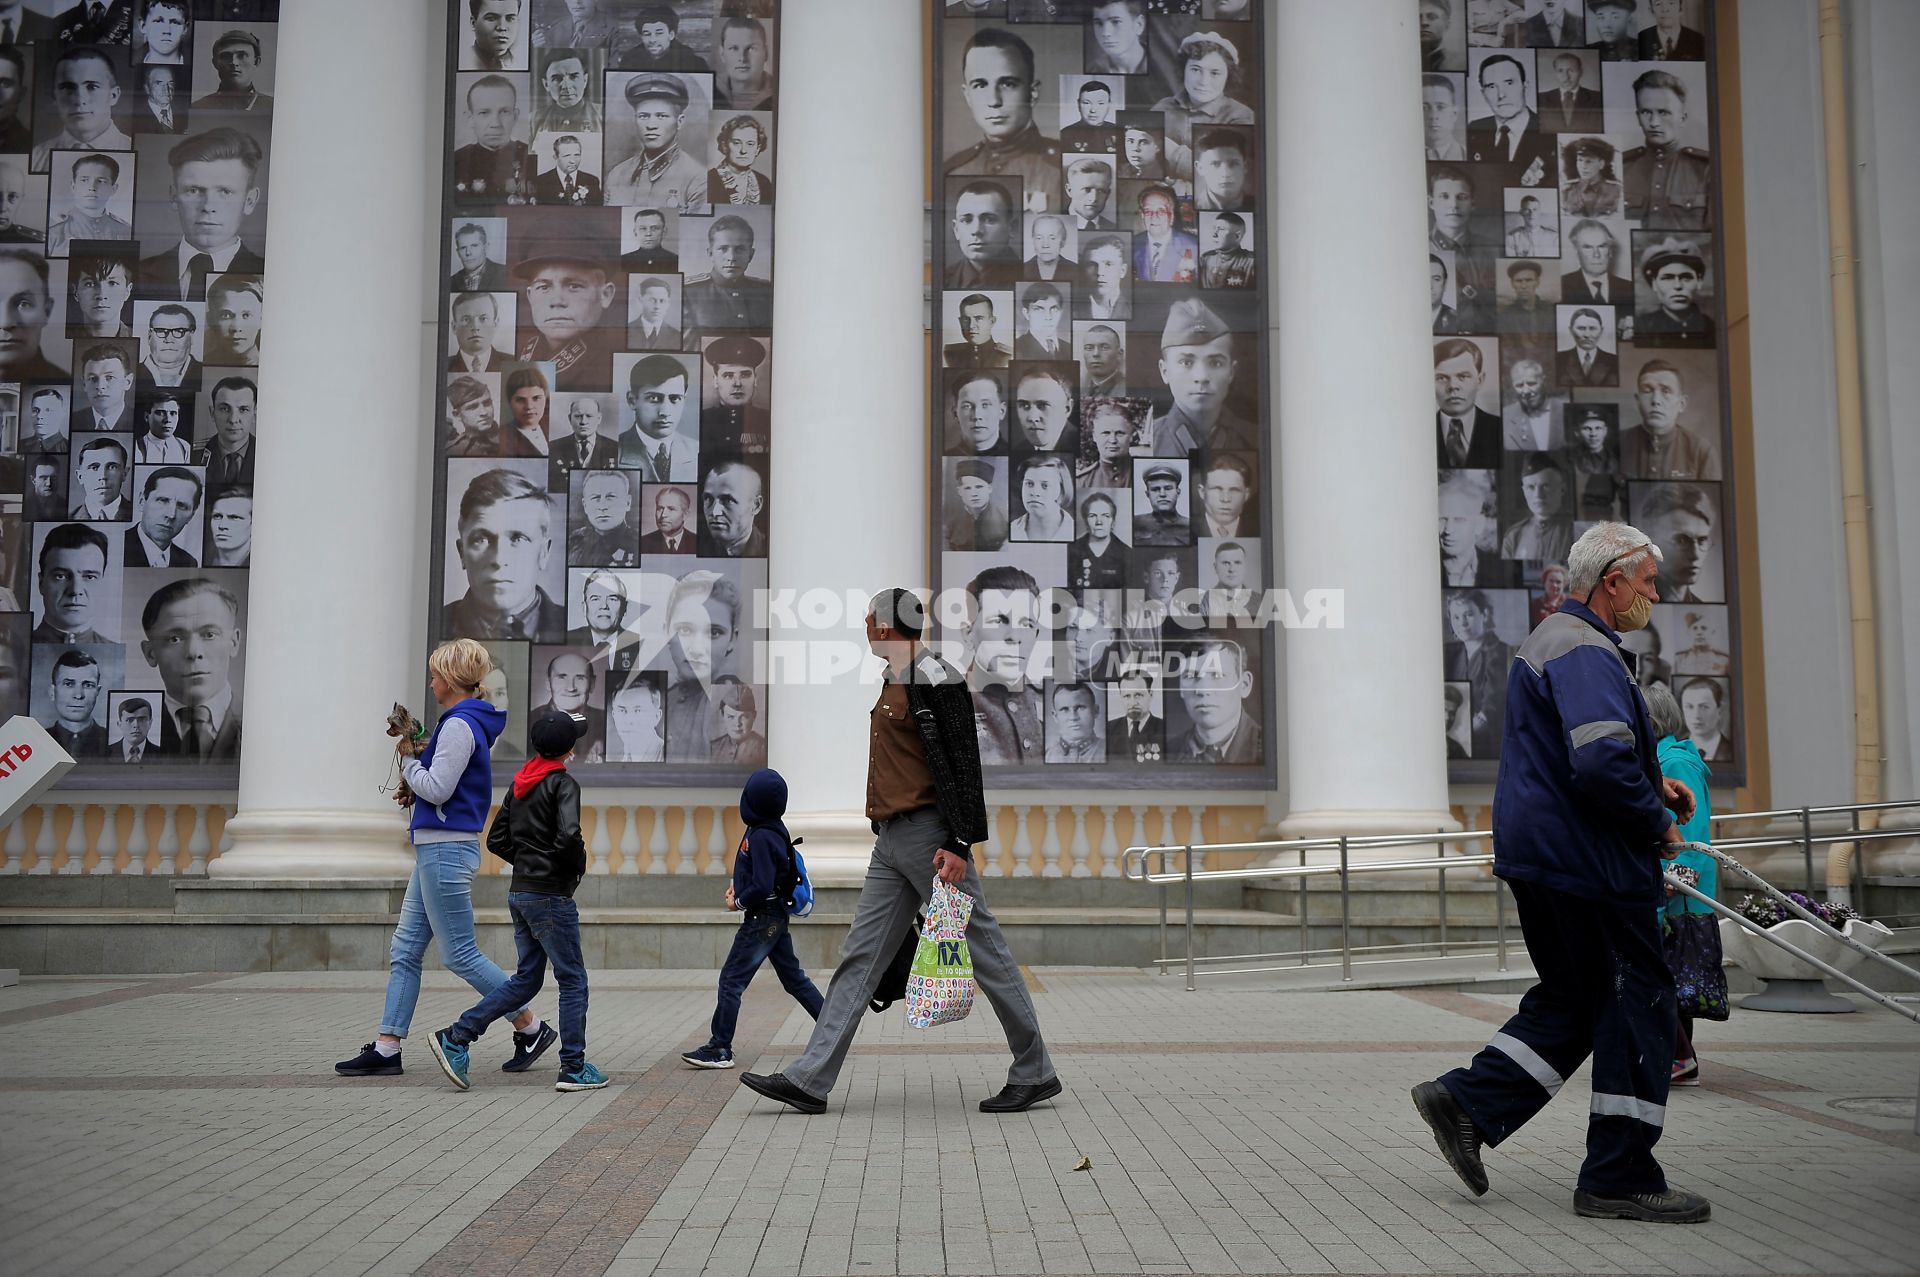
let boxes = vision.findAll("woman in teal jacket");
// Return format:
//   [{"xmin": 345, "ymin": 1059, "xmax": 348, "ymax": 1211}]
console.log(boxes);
[{"xmin": 1645, "ymin": 683, "xmax": 1718, "ymax": 1085}]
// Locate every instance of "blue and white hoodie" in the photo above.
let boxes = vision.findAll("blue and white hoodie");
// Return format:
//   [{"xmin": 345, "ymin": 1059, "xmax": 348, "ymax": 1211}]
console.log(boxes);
[{"xmin": 401, "ymin": 698, "xmax": 507, "ymax": 844}]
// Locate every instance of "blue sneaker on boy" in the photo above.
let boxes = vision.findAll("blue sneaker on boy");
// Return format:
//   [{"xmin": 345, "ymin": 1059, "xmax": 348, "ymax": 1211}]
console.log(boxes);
[
  {"xmin": 556, "ymin": 1062, "xmax": 610, "ymax": 1091},
  {"xmin": 428, "ymin": 1029, "xmax": 471, "ymax": 1091}
]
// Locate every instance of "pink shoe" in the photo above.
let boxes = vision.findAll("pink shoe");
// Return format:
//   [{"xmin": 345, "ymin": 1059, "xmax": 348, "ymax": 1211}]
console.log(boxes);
[{"xmin": 1671, "ymin": 1058, "xmax": 1700, "ymax": 1087}]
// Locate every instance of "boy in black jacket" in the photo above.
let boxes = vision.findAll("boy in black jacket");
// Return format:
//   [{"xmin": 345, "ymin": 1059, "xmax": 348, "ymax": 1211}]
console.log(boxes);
[
  {"xmin": 682, "ymin": 768, "xmax": 824, "ymax": 1068},
  {"xmin": 429, "ymin": 709, "xmax": 610, "ymax": 1092}
]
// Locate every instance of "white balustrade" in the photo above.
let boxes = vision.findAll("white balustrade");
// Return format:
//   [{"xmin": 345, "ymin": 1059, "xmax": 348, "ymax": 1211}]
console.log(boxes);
[
  {"xmin": 0, "ymin": 797, "xmax": 1285, "ymax": 880},
  {"xmin": 1040, "ymin": 804, "xmax": 1062, "ymax": 878},
  {"xmin": 706, "ymin": 806, "xmax": 728, "ymax": 874},
  {"xmin": 59, "ymin": 804, "xmax": 84, "ymax": 874},
  {"xmin": 3, "ymin": 815, "xmax": 25, "ymax": 874},
  {"xmin": 1069, "ymin": 805, "xmax": 1091, "ymax": 878},
  {"xmin": 30, "ymin": 804, "xmax": 55, "ymax": 874},
  {"xmin": 619, "ymin": 804, "xmax": 640, "ymax": 874}
]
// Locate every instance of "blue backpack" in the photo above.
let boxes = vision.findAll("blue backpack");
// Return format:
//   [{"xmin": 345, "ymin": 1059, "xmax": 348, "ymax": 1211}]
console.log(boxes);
[{"xmin": 780, "ymin": 834, "xmax": 814, "ymax": 918}]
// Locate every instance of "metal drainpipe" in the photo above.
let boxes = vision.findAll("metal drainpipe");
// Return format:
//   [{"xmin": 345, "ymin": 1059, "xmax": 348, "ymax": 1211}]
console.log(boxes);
[{"xmin": 1818, "ymin": 0, "xmax": 1882, "ymax": 905}]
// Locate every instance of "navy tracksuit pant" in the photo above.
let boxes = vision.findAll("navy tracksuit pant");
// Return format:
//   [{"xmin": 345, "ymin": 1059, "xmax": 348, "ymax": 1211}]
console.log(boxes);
[{"xmin": 1441, "ymin": 877, "xmax": 1676, "ymax": 1196}]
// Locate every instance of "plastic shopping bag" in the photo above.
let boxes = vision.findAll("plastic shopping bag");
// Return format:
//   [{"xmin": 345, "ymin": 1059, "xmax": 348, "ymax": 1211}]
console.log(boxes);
[{"xmin": 905, "ymin": 878, "xmax": 975, "ymax": 1028}]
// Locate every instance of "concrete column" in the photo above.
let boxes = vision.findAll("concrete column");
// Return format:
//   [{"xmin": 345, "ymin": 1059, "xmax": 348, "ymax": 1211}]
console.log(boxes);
[
  {"xmin": 764, "ymin": 0, "xmax": 927, "ymax": 880},
  {"xmin": 212, "ymin": 0, "xmax": 439, "ymax": 878},
  {"xmin": 1270, "ymin": 0, "xmax": 1456, "ymax": 840}
]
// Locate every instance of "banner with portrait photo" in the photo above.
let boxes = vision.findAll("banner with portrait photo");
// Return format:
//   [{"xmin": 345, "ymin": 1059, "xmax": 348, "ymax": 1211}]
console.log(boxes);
[
  {"xmin": 430, "ymin": 0, "xmax": 781, "ymax": 780},
  {"xmin": 0, "ymin": 1, "xmax": 278, "ymax": 783},
  {"xmin": 1420, "ymin": 0, "xmax": 1743, "ymax": 783},
  {"xmin": 931, "ymin": 1, "xmax": 1274, "ymax": 789}
]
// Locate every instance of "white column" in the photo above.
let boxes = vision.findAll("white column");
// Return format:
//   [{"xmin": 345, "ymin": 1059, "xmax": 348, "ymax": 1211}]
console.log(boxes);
[
  {"xmin": 765, "ymin": 0, "xmax": 926, "ymax": 881},
  {"xmin": 1270, "ymin": 1, "xmax": 1456, "ymax": 841},
  {"xmin": 212, "ymin": 0, "xmax": 439, "ymax": 878}
]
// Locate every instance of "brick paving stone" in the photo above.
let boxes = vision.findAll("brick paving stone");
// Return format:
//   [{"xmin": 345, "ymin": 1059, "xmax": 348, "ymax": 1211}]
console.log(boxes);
[{"xmin": 3, "ymin": 969, "xmax": 1918, "ymax": 1274}]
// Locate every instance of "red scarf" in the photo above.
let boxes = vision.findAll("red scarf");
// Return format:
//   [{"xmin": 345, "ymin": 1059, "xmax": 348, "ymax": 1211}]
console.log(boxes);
[{"xmin": 512, "ymin": 755, "xmax": 568, "ymax": 798}]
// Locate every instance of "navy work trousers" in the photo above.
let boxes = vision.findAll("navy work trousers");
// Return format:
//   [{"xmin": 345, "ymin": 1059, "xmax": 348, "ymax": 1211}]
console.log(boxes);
[{"xmin": 1441, "ymin": 877, "xmax": 1676, "ymax": 1196}]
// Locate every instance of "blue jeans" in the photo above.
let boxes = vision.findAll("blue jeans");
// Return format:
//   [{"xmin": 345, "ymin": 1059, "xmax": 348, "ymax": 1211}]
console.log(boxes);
[
  {"xmin": 452, "ymin": 892, "xmax": 589, "ymax": 1072},
  {"xmin": 709, "ymin": 910, "xmax": 822, "ymax": 1049},
  {"xmin": 378, "ymin": 839, "xmax": 525, "ymax": 1038}
]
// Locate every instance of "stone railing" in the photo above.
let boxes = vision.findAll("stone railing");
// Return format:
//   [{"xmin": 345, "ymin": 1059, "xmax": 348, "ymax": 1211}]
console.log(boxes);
[
  {"xmin": 0, "ymin": 799, "xmax": 233, "ymax": 875},
  {"xmin": 0, "ymin": 793, "xmax": 1272, "ymax": 878}
]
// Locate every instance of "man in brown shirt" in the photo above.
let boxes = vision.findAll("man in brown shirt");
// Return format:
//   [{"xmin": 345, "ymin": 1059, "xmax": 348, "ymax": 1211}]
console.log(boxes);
[{"xmin": 741, "ymin": 588, "xmax": 1060, "ymax": 1117}]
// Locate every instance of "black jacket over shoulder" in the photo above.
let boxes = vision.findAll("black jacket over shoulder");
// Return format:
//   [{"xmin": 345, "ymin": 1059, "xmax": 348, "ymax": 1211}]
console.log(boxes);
[
  {"xmin": 486, "ymin": 771, "xmax": 587, "ymax": 896},
  {"xmin": 900, "ymin": 652, "xmax": 991, "ymax": 857}
]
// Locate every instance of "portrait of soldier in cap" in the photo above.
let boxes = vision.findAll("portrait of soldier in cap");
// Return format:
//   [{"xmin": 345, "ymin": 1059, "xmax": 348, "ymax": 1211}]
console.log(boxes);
[
  {"xmin": 944, "ymin": 292, "xmax": 1013, "ymax": 370},
  {"xmin": 1148, "ymin": 299, "xmax": 1254, "ymax": 457},
  {"xmin": 702, "ymin": 335, "xmax": 770, "ymax": 457},
  {"xmin": 943, "ymin": 27, "xmax": 1063, "ymax": 213},
  {"xmin": 1132, "ymin": 461, "xmax": 1191, "ymax": 547},
  {"xmin": 944, "ymin": 456, "xmax": 1008, "ymax": 553},
  {"xmin": 510, "ymin": 208, "xmax": 620, "ymax": 389},
  {"xmin": 1633, "ymin": 235, "xmax": 1715, "ymax": 346},
  {"xmin": 604, "ymin": 73, "xmax": 710, "ymax": 214}
]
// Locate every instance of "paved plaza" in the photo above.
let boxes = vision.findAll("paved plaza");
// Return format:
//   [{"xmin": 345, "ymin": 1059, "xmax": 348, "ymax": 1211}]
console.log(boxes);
[{"xmin": 1, "ymin": 967, "xmax": 1916, "ymax": 1277}]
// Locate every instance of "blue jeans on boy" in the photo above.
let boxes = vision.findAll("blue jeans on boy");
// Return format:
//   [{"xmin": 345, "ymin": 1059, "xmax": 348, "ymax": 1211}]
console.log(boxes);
[
  {"xmin": 380, "ymin": 839, "xmax": 526, "ymax": 1038},
  {"xmin": 452, "ymin": 892, "xmax": 589, "ymax": 1072},
  {"xmin": 710, "ymin": 911, "xmax": 822, "ymax": 1049}
]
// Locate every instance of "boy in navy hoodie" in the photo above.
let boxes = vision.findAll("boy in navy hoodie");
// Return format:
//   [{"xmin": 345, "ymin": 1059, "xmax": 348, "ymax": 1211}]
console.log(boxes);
[
  {"xmin": 428, "ymin": 709, "xmax": 611, "ymax": 1092},
  {"xmin": 682, "ymin": 768, "xmax": 824, "ymax": 1068}
]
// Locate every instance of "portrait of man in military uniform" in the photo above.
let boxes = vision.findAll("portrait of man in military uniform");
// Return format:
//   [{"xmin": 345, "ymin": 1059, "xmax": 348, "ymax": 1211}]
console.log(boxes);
[
  {"xmin": 702, "ymin": 334, "xmax": 771, "ymax": 458},
  {"xmin": 1614, "ymin": 65, "xmax": 1710, "ymax": 229},
  {"xmin": 946, "ymin": 179, "xmax": 1023, "ymax": 288},
  {"xmin": 682, "ymin": 212, "xmax": 774, "ymax": 332},
  {"xmin": 507, "ymin": 208, "xmax": 621, "ymax": 389},
  {"xmin": 531, "ymin": 49, "xmax": 605, "ymax": 137},
  {"xmin": 453, "ymin": 73, "xmax": 531, "ymax": 206},
  {"xmin": 1148, "ymin": 299, "xmax": 1254, "ymax": 457},
  {"xmin": 944, "ymin": 27, "xmax": 1063, "ymax": 213},
  {"xmin": 461, "ymin": 0, "xmax": 527, "ymax": 73},
  {"xmin": 944, "ymin": 291, "xmax": 1014, "ymax": 369},
  {"xmin": 603, "ymin": 73, "xmax": 710, "ymax": 214},
  {"xmin": 567, "ymin": 469, "xmax": 640, "ymax": 568}
]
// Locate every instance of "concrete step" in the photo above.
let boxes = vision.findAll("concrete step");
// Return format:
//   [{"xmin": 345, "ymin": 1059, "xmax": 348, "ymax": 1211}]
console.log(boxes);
[{"xmin": 0, "ymin": 904, "xmax": 1302, "ymax": 975}]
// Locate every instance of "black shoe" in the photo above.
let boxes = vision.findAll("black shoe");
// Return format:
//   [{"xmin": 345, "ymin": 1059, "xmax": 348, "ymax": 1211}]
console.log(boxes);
[
  {"xmin": 740, "ymin": 1071, "xmax": 826, "ymax": 1114},
  {"xmin": 335, "ymin": 1042, "xmax": 402, "ymax": 1077},
  {"xmin": 1411, "ymin": 1080, "xmax": 1488, "ymax": 1196},
  {"xmin": 502, "ymin": 1022, "xmax": 558, "ymax": 1073},
  {"xmin": 979, "ymin": 1077, "xmax": 1063, "ymax": 1113},
  {"xmin": 1574, "ymin": 1186, "xmax": 1711, "ymax": 1223}
]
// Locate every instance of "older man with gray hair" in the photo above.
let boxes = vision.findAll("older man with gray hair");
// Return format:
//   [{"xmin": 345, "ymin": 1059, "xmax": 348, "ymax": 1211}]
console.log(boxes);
[{"xmin": 1413, "ymin": 521, "xmax": 1711, "ymax": 1225}]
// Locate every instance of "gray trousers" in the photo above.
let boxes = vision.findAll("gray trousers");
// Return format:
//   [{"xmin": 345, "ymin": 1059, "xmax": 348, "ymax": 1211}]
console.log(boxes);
[{"xmin": 781, "ymin": 806, "xmax": 1054, "ymax": 1097}]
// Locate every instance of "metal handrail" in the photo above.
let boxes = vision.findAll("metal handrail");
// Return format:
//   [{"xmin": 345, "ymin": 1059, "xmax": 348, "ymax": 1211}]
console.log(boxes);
[
  {"xmin": 1128, "ymin": 835, "xmax": 1509, "ymax": 990},
  {"xmin": 1123, "ymin": 803, "xmax": 1920, "ymax": 993}
]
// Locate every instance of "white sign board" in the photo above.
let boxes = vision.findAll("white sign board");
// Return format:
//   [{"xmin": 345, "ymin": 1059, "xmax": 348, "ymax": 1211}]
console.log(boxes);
[{"xmin": 0, "ymin": 716, "xmax": 77, "ymax": 834}]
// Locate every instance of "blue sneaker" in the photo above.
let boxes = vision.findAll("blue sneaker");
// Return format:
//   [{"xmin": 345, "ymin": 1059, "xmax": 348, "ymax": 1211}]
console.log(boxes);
[
  {"xmin": 502, "ymin": 1022, "xmax": 559, "ymax": 1073},
  {"xmin": 428, "ymin": 1029, "xmax": 471, "ymax": 1091},
  {"xmin": 555, "ymin": 1062, "xmax": 609, "ymax": 1091},
  {"xmin": 681, "ymin": 1044, "xmax": 734, "ymax": 1069}
]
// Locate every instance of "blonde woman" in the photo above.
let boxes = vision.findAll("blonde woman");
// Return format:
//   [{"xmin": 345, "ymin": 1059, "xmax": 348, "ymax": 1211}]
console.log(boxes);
[{"xmin": 336, "ymin": 639, "xmax": 553, "ymax": 1076}]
